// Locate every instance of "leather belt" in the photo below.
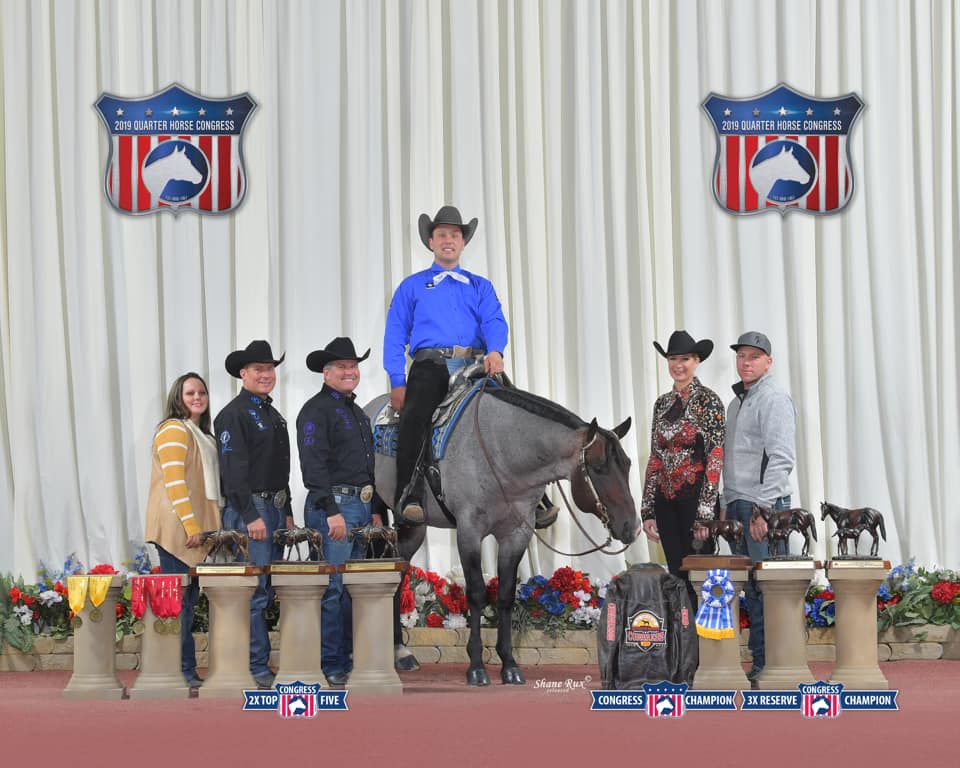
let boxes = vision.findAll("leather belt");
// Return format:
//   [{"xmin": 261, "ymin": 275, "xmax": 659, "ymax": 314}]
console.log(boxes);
[
  {"xmin": 332, "ymin": 484, "xmax": 375, "ymax": 503},
  {"xmin": 414, "ymin": 345, "xmax": 484, "ymax": 363},
  {"xmin": 254, "ymin": 489, "xmax": 288, "ymax": 508}
]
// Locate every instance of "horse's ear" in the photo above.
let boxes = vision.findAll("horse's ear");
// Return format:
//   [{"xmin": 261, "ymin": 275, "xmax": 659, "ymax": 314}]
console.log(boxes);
[
  {"xmin": 612, "ymin": 417, "xmax": 631, "ymax": 439},
  {"xmin": 585, "ymin": 418, "xmax": 599, "ymax": 444}
]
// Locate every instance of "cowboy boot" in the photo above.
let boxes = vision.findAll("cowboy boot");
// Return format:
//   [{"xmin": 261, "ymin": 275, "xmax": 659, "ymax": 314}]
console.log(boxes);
[
  {"xmin": 397, "ymin": 472, "xmax": 426, "ymax": 526},
  {"xmin": 534, "ymin": 493, "xmax": 559, "ymax": 529}
]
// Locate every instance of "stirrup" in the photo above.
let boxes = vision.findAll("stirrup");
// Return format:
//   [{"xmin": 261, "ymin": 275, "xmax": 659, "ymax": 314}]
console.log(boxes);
[
  {"xmin": 398, "ymin": 499, "xmax": 426, "ymax": 526},
  {"xmin": 534, "ymin": 495, "xmax": 559, "ymax": 529}
]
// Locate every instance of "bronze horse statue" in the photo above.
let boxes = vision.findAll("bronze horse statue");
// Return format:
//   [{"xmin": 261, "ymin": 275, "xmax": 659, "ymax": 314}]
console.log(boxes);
[
  {"xmin": 692, "ymin": 519, "xmax": 744, "ymax": 554},
  {"xmin": 831, "ymin": 526, "xmax": 863, "ymax": 557},
  {"xmin": 751, "ymin": 505, "xmax": 818, "ymax": 557},
  {"xmin": 200, "ymin": 529, "xmax": 250, "ymax": 564},
  {"xmin": 350, "ymin": 525, "xmax": 400, "ymax": 559},
  {"xmin": 273, "ymin": 527, "xmax": 325, "ymax": 562},
  {"xmin": 820, "ymin": 502, "xmax": 886, "ymax": 557}
]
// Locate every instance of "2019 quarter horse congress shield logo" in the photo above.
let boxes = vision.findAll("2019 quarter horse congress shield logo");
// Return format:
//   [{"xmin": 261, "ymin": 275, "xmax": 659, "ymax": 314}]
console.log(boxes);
[
  {"xmin": 702, "ymin": 83, "xmax": 864, "ymax": 215},
  {"xmin": 95, "ymin": 84, "xmax": 256, "ymax": 215}
]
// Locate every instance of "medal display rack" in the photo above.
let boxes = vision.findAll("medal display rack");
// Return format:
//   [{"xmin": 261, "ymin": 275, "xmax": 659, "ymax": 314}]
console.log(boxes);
[
  {"xmin": 341, "ymin": 560, "xmax": 409, "ymax": 695},
  {"xmin": 129, "ymin": 574, "xmax": 190, "ymax": 699},
  {"xmin": 63, "ymin": 574, "xmax": 126, "ymax": 700}
]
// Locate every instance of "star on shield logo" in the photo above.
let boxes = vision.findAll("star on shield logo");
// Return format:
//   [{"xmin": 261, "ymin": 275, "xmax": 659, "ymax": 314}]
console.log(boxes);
[
  {"xmin": 702, "ymin": 83, "xmax": 864, "ymax": 215},
  {"xmin": 94, "ymin": 83, "xmax": 256, "ymax": 215}
]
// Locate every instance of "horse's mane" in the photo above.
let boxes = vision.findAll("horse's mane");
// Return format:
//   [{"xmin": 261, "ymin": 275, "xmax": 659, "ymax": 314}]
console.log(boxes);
[{"xmin": 484, "ymin": 386, "xmax": 588, "ymax": 431}]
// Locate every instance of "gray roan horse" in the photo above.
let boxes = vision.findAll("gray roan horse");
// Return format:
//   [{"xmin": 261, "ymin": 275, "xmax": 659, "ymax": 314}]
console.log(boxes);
[{"xmin": 365, "ymin": 385, "xmax": 639, "ymax": 686}]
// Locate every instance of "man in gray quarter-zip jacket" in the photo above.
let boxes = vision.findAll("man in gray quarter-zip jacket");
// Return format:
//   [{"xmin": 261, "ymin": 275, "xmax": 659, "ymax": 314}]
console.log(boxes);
[{"xmin": 721, "ymin": 331, "xmax": 797, "ymax": 686}]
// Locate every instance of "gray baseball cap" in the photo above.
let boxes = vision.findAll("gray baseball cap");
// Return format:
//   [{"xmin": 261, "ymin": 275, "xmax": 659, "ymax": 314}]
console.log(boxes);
[{"xmin": 730, "ymin": 331, "xmax": 772, "ymax": 355}]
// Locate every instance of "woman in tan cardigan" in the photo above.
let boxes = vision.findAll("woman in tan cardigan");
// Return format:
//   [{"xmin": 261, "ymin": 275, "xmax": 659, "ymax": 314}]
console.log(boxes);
[{"xmin": 144, "ymin": 372, "xmax": 222, "ymax": 687}]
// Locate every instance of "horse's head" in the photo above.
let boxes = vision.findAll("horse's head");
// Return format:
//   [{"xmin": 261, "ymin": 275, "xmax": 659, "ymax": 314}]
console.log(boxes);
[
  {"xmin": 820, "ymin": 501, "xmax": 832, "ymax": 521},
  {"xmin": 751, "ymin": 503, "xmax": 771, "ymax": 521},
  {"xmin": 570, "ymin": 417, "xmax": 638, "ymax": 544}
]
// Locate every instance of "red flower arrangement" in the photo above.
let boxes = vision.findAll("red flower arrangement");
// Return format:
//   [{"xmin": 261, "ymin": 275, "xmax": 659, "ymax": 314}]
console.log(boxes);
[
  {"xmin": 89, "ymin": 564, "xmax": 119, "ymax": 575},
  {"xmin": 931, "ymin": 581, "xmax": 960, "ymax": 606}
]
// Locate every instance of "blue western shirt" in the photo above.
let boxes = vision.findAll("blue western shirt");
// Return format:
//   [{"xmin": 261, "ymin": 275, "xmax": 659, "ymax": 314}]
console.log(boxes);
[{"xmin": 383, "ymin": 263, "xmax": 509, "ymax": 387}]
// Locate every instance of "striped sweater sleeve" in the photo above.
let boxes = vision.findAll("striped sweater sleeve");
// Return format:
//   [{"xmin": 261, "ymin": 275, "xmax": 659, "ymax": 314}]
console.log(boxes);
[{"xmin": 154, "ymin": 420, "xmax": 201, "ymax": 536}]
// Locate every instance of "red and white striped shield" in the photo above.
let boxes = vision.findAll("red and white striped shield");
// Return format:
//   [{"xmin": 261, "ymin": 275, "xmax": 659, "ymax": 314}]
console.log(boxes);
[
  {"xmin": 703, "ymin": 84, "xmax": 864, "ymax": 216},
  {"xmin": 95, "ymin": 83, "xmax": 256, "ymax": 216},
  {"xmin": 279, "ymin": 693, "xmax": 317, "ymax": 719}
]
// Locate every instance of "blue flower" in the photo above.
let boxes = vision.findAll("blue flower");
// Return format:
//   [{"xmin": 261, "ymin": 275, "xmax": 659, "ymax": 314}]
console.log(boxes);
[
  {"xmin": 533, "ymin": 575, "xmax": 548, "ymax": 587},
  {"xmin": 877, "ymin": 582, "xmax": 892, "ymax": 600},
  {"xmin": 519, "ymin": 583, "xmax": 536, "ymax": 601},
  {"xmin": 538, "ymin": 591, "xmax": 566, "ymax": 616}
]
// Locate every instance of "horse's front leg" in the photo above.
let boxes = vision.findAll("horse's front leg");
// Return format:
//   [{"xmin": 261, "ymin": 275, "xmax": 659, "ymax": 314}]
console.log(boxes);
[
  {"xmin": 394, "ymin": 525, "xmax": 426, "ymax": 673},
  {"xmin": 457, "ymin": 532, "xmax": 489, "ymax": 686},
  {"xmin": 495, "ymin": 529, "xmax": 527, "ymax": 685}
]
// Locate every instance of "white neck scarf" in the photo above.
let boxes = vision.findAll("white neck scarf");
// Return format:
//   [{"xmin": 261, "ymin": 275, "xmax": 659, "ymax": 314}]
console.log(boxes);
[{"xmin": 433, "ymin": 269, "xmax": 470, "ymax": 285}]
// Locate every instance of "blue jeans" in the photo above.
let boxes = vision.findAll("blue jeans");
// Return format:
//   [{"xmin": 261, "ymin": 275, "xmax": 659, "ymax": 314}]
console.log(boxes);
[
  {"xmin": 155, "ymin": 546, "xmax": 199, "ymax": 680},
  {"xmin": 725, "ymin": 495, "xmax": 791, "ymax": 669},
  {"xmin": 305, "ymin": 491, "xmax": 371, "ymax": 676},
  {"xmin": 222, "ymin": 495, "xmax": 289, "ymax": 677}
]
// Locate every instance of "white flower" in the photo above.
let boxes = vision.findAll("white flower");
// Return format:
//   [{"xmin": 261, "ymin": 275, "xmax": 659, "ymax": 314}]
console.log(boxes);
[
  {"xmin": 443, "ymin": 613, "xmax": 467, "ymax": 629},
  {"xmin": 569, "ymin": 606, "xmax": 601, "ymax": 627},
  {"xmin": 415, "ymin": 581, "xmax": 433, "ymax": 597},
  {"xmin": 39, "ymin": 589, "xmax": 62, "ymax": 607},
  {"xmin": 400, "ymin": 609, "xmax": 420, "ymax": 628},
  {"xmin": 13, "ymin": 604, "xmax": 33, "ymax": 626},
  {"xmin": 573, "ymin": 589, "xmax": 592, "ymax": 607},
  {"xmin": 598, "ymin": 583, "xmax": 608, "ymax": 601},
  {"xmin": 444, "ymin": 567, "xmax": 466, "ymax": 588}
]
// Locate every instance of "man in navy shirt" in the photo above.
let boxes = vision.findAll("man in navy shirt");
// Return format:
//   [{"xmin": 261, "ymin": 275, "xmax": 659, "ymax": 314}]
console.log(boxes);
[
  {"xmin": 215, "ymin": 339, "xmax": 292, "ymax": 689},
  {"xmin": 297, "ymin": 337, "xmax": 380, "ymax": 687},
  {"xmin": 384, "ymin": 205, "xmax": 555, "ymax": 528}
]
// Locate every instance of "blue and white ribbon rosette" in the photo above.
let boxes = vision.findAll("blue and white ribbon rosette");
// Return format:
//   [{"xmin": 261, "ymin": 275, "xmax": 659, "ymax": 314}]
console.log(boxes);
[{"xmin": 695, "ymin": 569, "xmax": 736, "ymax": 639}]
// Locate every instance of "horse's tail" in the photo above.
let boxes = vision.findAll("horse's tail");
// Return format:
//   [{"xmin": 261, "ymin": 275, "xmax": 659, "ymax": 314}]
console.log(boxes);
[
  {"xmin": 808, "ymin": 512, "xmax": 818, "ymax": 541},
  {"xmin": 876, "ymin": 510, "xmax": 887, "ymax": 541}
]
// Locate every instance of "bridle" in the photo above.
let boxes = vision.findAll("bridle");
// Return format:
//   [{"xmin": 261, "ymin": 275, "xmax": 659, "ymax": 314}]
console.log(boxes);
[{"xmin": 473, "ymin": 377, "xmax": 630, "ymax": 557}]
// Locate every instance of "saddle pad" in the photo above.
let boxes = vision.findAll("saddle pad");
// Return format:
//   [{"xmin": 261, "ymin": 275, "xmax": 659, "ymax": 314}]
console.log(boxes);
[{"xmin": 372, "ymin": 377, "xmax": 500, "ymax": 460}]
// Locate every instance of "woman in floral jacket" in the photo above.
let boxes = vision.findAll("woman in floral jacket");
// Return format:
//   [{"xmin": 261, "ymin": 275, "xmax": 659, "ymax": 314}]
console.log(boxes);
[{"xmin": 640, "ymin": 331, "xmax": 725, "ymax": 605}]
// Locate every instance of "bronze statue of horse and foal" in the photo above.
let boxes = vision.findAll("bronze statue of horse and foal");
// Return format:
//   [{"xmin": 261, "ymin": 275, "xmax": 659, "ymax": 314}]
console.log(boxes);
[
  {"xmin": 200, "ymin": 529, "xmax": 250, "ymax": 564},
  {"xmin": 820, "ymin": 502, "xmax": 887, "ymax": 557},
  {"xmin": 750, "ymin": 505, "xmax": 818, "ymax": 557},
  {"xmin": 692, "ymin": 519, "xmax": 744, "ymax": 554}
]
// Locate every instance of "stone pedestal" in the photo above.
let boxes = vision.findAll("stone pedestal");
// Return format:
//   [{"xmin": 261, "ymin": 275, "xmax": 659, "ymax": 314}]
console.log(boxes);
[
  {"xmin": 271, "ymin": 565, "xmax": 335, "ymax": 685},
  {"xmin": 754, "ymin": 561, "xmax": 818, "ymax": 689},
  {"xmin": 197, "ymin": 572, "xmax": 260, "ymax": 698},
  {"xmin": 63, "ymin": 575, "xmax": 126, "ymax": 700},
  {"xmin": 684, "ymin": 555, "xmax": 752, "ymax": 690},
  {"xmin": 342, "ymin": 562, "xmax": 406, "ymax": 695},
  {"xmin": 828, "ymin": 560, "xmax": 890, "ymax": 690},
  {"xmin": 129, "ymin": 574, "xmax": 190, "ymax": 699}
]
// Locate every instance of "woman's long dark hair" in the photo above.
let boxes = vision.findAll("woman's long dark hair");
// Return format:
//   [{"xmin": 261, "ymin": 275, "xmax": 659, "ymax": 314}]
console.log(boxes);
[{"xmin": 160, "ymin": 372, "xmax": 212, "ymax": 435}]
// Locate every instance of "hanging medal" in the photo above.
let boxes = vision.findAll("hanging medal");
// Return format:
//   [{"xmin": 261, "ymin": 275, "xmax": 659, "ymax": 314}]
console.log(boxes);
[
  {"xmin": 87, "ymin": 575, "xmax": 112, "ymax": 622},
  {"xmin": 67, "ymin": 575, "xmax": 88, "ymax": 629}
]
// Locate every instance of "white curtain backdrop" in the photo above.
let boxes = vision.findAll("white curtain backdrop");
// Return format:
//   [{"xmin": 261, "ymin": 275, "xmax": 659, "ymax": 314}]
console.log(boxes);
[{"xmin": 1, "ymin": 0, "xmax": 957, "ymax": 582}]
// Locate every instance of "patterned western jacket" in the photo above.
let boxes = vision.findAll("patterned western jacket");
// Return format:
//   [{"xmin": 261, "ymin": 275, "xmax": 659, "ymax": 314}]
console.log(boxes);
[{"xmin": 641, "ymin": 377, "xmax": 725, "ymax": 521}]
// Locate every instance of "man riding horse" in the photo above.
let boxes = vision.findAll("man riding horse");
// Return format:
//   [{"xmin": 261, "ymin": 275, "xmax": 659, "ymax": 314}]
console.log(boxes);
[{"xmin": 383, "ymin": 205, "xmax": 556, "ymax": 529}]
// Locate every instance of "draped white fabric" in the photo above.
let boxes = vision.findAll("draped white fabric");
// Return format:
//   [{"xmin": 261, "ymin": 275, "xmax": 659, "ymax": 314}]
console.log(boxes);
[{"xmin": 1, "ymin": 0, "xmax": 957, "ymax": 581}]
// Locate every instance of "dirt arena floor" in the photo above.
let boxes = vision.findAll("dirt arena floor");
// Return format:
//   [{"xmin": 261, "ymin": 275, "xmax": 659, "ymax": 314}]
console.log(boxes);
[{"xmin": 1, "ymin": 661, "xmax": 954, "ymax": 767}]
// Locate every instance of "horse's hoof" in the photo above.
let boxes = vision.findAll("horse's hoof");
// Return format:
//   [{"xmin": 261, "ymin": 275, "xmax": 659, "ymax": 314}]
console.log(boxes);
[
  {"xmin": 466, "ymin": 668, "xmax": 490, "ymax": 686},
  {"xmin": 395, "ymin": 654, "xmax": 420, "ymax": 672},
  {"xmin": 501, "ymin": 665, "xmax": 525, "ymax": 685}
]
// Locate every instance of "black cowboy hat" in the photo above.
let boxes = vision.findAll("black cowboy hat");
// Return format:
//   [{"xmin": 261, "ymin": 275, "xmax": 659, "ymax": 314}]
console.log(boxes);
[
  {"xmin": 653, "ymin": 330, "xmax": 714, "ymax": 361},
  {"xmin": 306, "ymin": 337, "xmax": 371, "ymax": 373},
  {"xmin": 418, "ymin": 205, "xmax": 478, "ymax": 250},
  {"xmin": 225, "ymin": 340, "xmax": 285, "ymax": 378}
]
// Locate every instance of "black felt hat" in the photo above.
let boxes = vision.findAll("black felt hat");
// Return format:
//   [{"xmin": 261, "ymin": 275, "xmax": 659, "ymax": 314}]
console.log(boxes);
[
  {"xmin": 418, "ymin": 205, "xmax": 478, "ymax": 250},
  {"xmin": 225, "ymin": 340, "xmax": 285, "ymax": 378},
  {"xmin": 306, "ymin": 337, "xmax": 371, "ymax": 373},
  {"xmin": 653, "ymin": 330, "xmax": 714, "ymax": 361}
]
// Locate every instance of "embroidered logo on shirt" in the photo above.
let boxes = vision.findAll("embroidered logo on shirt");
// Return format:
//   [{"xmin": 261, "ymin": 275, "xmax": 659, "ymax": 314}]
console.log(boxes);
[
  {"xmin": 303, "ymin": 421, "xmax": 316, "ymax": 446},
  {"xmin": 219, "ymin": 431, "xmax": 232, "ymax": 453}
]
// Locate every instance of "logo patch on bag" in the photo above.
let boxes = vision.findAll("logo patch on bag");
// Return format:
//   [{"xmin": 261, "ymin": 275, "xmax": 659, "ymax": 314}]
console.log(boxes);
[{"xmin": 624, "ymin": 610, "xmax": 666, "ymax": 653}]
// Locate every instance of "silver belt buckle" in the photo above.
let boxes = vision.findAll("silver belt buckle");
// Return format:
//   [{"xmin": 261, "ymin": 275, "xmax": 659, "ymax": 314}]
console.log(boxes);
[
  {"xmin": 359, "ymin": 484, "xmax": 374, "ymax": 503},
  {"xmin": 273, "ymin": 489, "xmax": 288, "ymax": 508}
]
